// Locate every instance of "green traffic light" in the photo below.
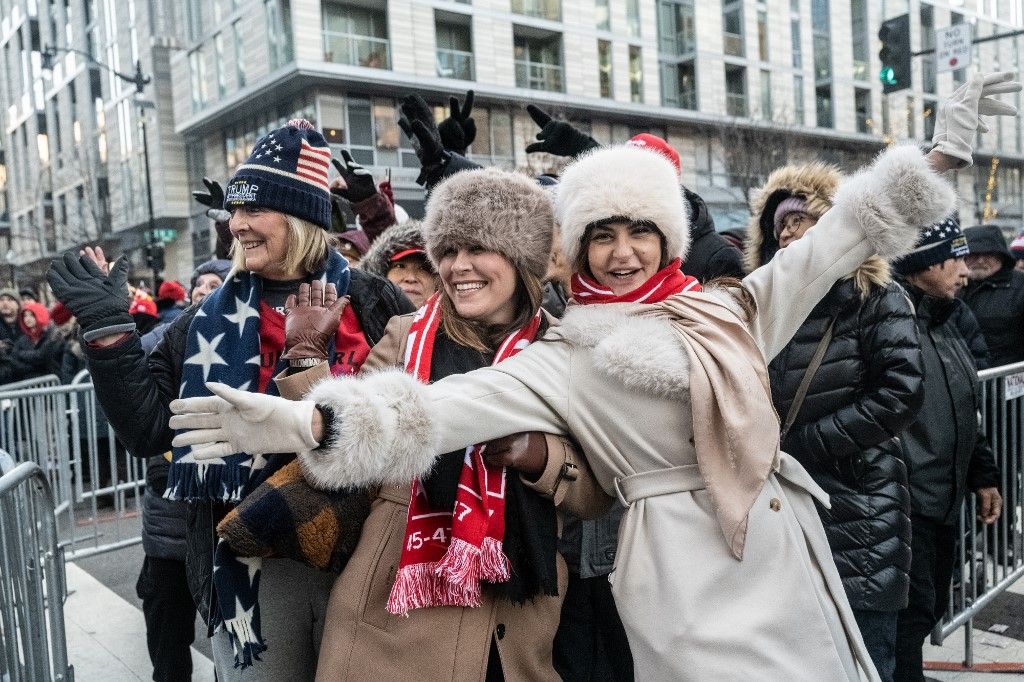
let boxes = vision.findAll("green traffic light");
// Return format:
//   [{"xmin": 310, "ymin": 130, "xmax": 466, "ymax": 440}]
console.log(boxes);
[{"xmin": 879, "ymin": 66, "xmax": 896, "ymax": 85}]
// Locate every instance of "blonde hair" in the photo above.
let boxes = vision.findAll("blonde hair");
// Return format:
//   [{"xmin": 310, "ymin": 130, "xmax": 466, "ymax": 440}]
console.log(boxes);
[
  {"xmin": 439, "ymin": 257, "xmax": 545, "ymax": 353},
  {"xmin": 229, "ymin": 214, "xmax": 331, "ymax": 277}
]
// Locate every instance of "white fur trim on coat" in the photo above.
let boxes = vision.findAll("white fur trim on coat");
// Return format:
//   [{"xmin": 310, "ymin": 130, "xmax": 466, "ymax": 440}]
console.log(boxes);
[
  {"xmin": 558, "ymin": 305, "xmax": 690, "ymax": 398},
  {"xmin": 832, "ymin": 144, "xmax": 956, "ymax": 260},
  {"xmin": 298, "ymin": 368, "xmax": 440, "ymax": 490},
  {"xmin": 555, "ymin": 146, "xmax": 689, "ymax": 267}
]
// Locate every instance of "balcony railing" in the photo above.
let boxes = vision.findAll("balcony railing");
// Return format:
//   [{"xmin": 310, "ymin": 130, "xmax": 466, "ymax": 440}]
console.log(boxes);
[
  {"xmin": 323, "ymin": 31, "xmax": 390, "ymax": 69},
  {"xmin": 726, "ymin": 92, "xmax": 747, "ymax": 117},
  {"xmin": 511, "ymin": 0, "xmax": 561, "ymax": 21},
  {"xmin": 515, "ymin": 60, "xmax": 564, "ymax": 92},
  {"xmin": 436, "ymin": 48, "xmax": 474, "ymax": 80},
  {"xmin": 723, "ymin": 32, "xmax": 744, "ymax": 57}
]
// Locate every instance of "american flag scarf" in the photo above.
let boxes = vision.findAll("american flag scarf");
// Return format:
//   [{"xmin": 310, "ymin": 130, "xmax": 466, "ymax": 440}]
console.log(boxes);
[
  {"xmin": 570, "ymin": 257, "xmax": 701, "ymax": 304},
  {"xmin": 388, "ymin": 293, "xmax": 542, "ymax": 616}
]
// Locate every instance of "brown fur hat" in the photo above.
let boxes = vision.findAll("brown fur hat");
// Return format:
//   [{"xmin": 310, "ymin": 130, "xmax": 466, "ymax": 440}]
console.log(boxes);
[
  {"xmin": 422, "ymin": 168, "xmax": 554, "ymax": 279},
  {"xmin": 555, "ymin": 145, "xmax": 689, "ymax": 267}
]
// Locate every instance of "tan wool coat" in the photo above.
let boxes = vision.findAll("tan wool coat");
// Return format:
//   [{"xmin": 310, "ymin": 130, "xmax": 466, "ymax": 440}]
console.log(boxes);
[
  {"xmin": 287, "ymin": 314, "xmax": 611, "ymax": 682},
  {"xmin": 303, "ymin": 145, "xmax": 956, "ymax": 680}
]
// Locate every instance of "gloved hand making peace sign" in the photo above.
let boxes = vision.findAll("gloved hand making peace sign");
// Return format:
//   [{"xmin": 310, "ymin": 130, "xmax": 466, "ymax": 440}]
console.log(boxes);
[{"xmin": 525, "ymin": 104, "xmax": 601, "ymax": 158}]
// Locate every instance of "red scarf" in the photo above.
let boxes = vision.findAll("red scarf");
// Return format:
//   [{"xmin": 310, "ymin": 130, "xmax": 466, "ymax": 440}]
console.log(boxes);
[
  {"xmin": 570, "ymin": 258, "xmax": 701, "ymax": 305},
  {"xmin": 388, "ymin": 293, "xmax": 543, "ymax": 616}
]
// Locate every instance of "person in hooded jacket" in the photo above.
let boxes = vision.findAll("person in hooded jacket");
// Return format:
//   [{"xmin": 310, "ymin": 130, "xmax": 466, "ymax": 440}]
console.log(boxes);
[
  {"xmin": 959, "ymin": 224, "xmax": 1024, "ymax": 367},
  {"xmin": 9, "ymin": 302, "xmax": 65, "ymax": 380},
  {"xmin": 747, "ymin": 162, "xmax": 923, "ymax": 681},
  {"xmin": 359, "ymin": 220, "xmax": 438, "ymax": 308}
]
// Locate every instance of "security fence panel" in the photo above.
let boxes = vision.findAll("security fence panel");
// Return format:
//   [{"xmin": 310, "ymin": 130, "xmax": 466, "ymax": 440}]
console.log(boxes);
[{"xmin": 0, "ymin": 451, "xmax": 73, "ymax": 681}]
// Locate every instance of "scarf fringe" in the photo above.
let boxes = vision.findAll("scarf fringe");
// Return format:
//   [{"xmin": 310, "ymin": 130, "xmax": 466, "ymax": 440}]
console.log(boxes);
[
  {"xmin": 387, "ymin": 561, "xmax": 484, "ymax": 616},
  {"xmin": 164, "ymin": 461, "xmax": 247, "ymax": 502},
  {"xmin": 478, "ymin": 536, "xmax": 511, "ymax": 582},
  {"xmin": 435, "ymin": 537, "xmax": 483, "ymax": 587},
  {"xmin": 223, "ymin": 610, "xmax": 267, "ymax": 669}
]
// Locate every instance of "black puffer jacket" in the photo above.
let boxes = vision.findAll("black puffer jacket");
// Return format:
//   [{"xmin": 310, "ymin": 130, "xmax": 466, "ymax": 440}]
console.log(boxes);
[
  {"xmin": 751, "ymin": 162, "xmax": 924, "ymax": 611},
  {"xmin": 680, "ymin": 188, "xmax": 744, "ymax": 281},
  {"xmin": 960, "ymin": 225, "xmax": 1024, "ymax": 367},
  {"xmin": 84, "ymin": 268, "xmax": 413, "ymax": 622},
  {"xmin": 899, "ymin": 282, "xmax": 1001, "ymax": 525}
]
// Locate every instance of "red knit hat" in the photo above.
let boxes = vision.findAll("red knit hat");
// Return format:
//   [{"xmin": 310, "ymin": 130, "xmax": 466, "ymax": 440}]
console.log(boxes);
[
  {"xmin": 626, "ymin": 134, "xmax": 681, "ymax": 176},
  {"xmin": 49, "ymin": 301, "xmax": 73, "ymax": 326},
  {"xmin": 158, "ymin": 280, "xmax": 187, "ymax": 302},
  {"xmin": 129, "ymin": 295, "xmax": 158, "ymax": 317}
]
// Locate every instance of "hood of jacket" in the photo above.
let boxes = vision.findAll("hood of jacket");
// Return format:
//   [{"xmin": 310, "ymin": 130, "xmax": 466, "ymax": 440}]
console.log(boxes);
[
  {"xmin": 684, "ymin": 187, "xmax": 715, "ymax": 239},
  {"xmin": 359, "ymin": 220, "xmax": 425, "ymax": 279},
  {"xmin": 746, "ymin": 161, "xmax": 890, "ymax": 296},
  {"xmin": 964, "ymin": 224, "xmax": 1013, "ymax": 267}
]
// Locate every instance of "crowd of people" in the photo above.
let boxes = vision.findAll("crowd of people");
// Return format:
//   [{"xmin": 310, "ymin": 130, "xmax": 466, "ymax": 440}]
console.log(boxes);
[{"xmin": 8, "ymin": 71, "xmax": 1020, "ymax": 681}]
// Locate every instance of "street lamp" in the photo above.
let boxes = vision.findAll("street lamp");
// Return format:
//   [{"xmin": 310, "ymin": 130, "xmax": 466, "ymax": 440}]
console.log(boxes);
[{"xmin": 39, "ymin": 45, "xmax": 159, "ymax": 288}]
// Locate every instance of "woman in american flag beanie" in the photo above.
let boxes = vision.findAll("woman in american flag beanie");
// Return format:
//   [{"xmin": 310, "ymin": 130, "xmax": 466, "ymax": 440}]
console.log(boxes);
[{"xmin": 47, "ymin": 118, "xmax": 413, "ymax": 679}]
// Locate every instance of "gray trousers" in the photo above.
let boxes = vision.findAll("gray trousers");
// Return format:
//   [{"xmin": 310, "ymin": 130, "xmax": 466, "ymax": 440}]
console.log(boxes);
[{"xmin": 210, "ymin": 558, "xmax": 336, "ymax": 681}]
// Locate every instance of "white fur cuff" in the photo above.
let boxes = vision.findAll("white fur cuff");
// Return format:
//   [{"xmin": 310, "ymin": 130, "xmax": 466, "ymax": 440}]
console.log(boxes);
[
  {"xmin": 832, "ymin": 144, "xmax": 956, "ymax": 260},
  {"xmin": 299, "ymin": 368, "xmax": 441, "ymax": 491}
]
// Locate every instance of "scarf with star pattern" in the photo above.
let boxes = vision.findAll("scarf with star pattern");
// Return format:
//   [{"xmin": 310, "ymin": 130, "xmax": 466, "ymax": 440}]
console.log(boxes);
[{"xmin": 166, "ymin": 250, "xmax": 351, "ymax": 502}]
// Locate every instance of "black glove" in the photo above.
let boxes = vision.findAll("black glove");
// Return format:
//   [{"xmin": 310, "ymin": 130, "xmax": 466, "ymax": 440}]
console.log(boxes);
[
  {"xmin": 192, "ymin": 177, "xmax": 231, "ymax": 223},
  {"xmin": 398, "ymin": 95, "xmax": 450, "ymax": 186},
  {"xmin": 46, "ymin": 253, "xmax": 135, "ymax": 342},
  {"xmin": 524, "ymin": 104, "xmax": 601, "ymax": 158},
  {"xmin": 331, "ymin": 151, "xmax": 377, "ymax": 204},
  {"xmin": 437, "ymin": 90, "xmax": 476, "ymax": 155}
]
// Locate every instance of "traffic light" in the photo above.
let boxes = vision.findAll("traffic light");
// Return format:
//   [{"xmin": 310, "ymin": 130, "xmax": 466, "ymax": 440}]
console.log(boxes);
[
  {"xmin": 145, "ymin": 243, "xmax": 165, "ymax": 272},
  {"xmin": 878, "ymin": 14, "xmax": 912, "ymax": 94}
]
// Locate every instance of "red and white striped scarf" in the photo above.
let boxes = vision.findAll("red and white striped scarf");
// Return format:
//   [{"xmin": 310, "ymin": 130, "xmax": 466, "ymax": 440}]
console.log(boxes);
[
  {"xmin": 571, "ymin": 257, "xmax": 701, "ymax": 305},
  {"xmin": 388, "ymin": 293, "xmax": 543, "ymax": 616}
]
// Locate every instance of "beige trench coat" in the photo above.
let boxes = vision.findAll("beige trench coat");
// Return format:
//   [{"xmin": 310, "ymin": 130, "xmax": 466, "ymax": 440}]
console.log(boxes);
[
  {"xmin": 342, "ymin": 176, "xmax": 930, "ymax": 680},
  {"xmin": 285, "ymin": 315, "xmax": 612, "ymax": 682}
]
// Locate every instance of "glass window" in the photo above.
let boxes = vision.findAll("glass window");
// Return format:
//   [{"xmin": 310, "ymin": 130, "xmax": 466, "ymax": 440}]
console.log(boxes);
[
  {"xmin": 793, "ymin": 74, "xmax": 805, "ymax": 124},
  {"xmin": 233, "ymin": 20, "xmax": 246, "ymax": 87},
  {"xmin": 760, "ymin": 69, "xmax": 771, "ymax": 119},
  {"xmin": 657, "ymin": 0, "xmax": 695, "ymax": 57},
  {"xmin": 491, "ymin": 110, "xmax": 513, "ymax": 158},
  {"xmin": 951, "ymin": 12, "xmax": 966, "ymax": 85},
  {"xmin": 722, "ymin": 2, "xmax": 743, "ymax": 57},
  {"xmin": 923, "ymin": 98, "xmax": 936, "ymax": 140},
  {"xmin": 810, "ymin": 0, "xmax": 831, "ymax": 80},
  {"xmin": 598, "ymin": 39, "xmax": 612, "ymax": 99},
  {"xmin": 855, "ymin": 87, "xmax": 871, "ymax": 133},
  {"xmin": 850, "ymin": 0, "xmax": 868, "ymax": 81},
  {"xmin": 595, "ymin": 0, "xmax": 610, "ymax": 30},
  {"xmin": 757, "ymin": 9, "xmax": 768, "ymax": 61},
  {"xmin": 214, "ymin": 32, "xmax": 226, "ymax": 97},
  {"xmin": 629, "ymin": 46, "xmax": 643, "ymax": 103},
  {"xmin": 790, "ymin": 12, "xmax": 802, "ymax": 68},
  {"xmin": 815, "ymin": 83, "xmax": 832, "ymax": 128},
  {"xmin": 266, "ymin": 0, "xmax": 292, "ymax": 69},
  {"xmin": 725, "ymin": 64, "xmax": 746, "ymax": 117},
  {"xmin": 373, "ymin": 99, "xmax": 400, "ymax": 167},
  {"xmin": 920, "ymin": 4, "xmax": 935, "ymax": 93},
  {"xmin": 514, "ymin": 32, "xmax": 564, "ymax": 92},
  {"xmin": 627, "ymin": 0, "xmax": 641, "ymax": 38},
  {"xmin": 510, "ymin": 0, "xmax": 561, "ymax": 22},
  {"xmin": 322, "ymin": 2, "xmax": 390, "ymax": 69},
  {"xmin": 436, "ymin": 21, "xmax": 474, "ymax": 80},
  {"xmin": 660, "ymin": 60, "xmax": 696, "ymax": 109}
]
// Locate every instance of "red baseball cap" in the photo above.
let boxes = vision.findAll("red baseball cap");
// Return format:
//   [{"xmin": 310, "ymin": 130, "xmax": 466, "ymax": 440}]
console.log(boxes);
[
  {"xmin": 626, "ymin": 134, "xmax": 681, "ymax": 176},
  {"xmin": 390, "ymin": 247, "xmax": 426, "ymax": 263}
]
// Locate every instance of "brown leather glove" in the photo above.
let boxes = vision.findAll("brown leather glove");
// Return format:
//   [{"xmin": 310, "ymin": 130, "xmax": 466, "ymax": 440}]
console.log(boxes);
[
  {"xmin": 282, "ymin": 281, "xmax": 349, "ymax": 362},
  {"xmin": 482, "ymin": 432, "xmax": 548, "ymax": 478}
]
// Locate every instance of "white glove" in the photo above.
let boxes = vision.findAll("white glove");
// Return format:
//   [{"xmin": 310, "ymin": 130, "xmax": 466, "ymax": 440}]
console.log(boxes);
[
  {"xmin": 932, "ymin": 71, "xmax": 1022, "ymax": 169},
  {"xmin": 169, "ymin": 382, "xmax": 319, "ymax": 461}
]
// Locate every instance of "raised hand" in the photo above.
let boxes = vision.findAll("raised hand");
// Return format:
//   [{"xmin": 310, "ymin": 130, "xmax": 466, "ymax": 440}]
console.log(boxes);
[
  {"xmin": 437, "ymin": 90, "xmax": 476, "ymax": 155},
  {"xmin": 46, "ymin": 252, "xmax": 134, "ymax": 341},
  {"xmin": 80, "ymin": 245, "xmax": 110, "ymax": 276},
  {"xmin": 524, "ymin": 104, "xmax": 601, "ymax": 158},
  {"xmin": 192, "ymin": 177, "xmax": 231, "ymax": 223},
  {"xmin": 169, "ymin": 382, "xmax": 320, "ymax": 460},
  {"xmin": 282, "ymin": 281, "xmax": 349, "ymax": 362},
  {"xmin": 331, "ymin": 151, "xmax": 377, "ymax": 204},
  {"xmin": 932, "ymin": 71, "xmax": 1022, "ymax": 169}
]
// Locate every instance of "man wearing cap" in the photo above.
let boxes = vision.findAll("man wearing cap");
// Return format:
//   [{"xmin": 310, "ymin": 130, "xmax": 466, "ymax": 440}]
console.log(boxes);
[
  {"xmin": 155, "ymin": 280, "xmax": 188, "ymax": 324},
  {"xmin": 893, "ymin": 214, "xmax": 1002, "ymax": 681},
  {"xmin": 960, "ymin": 224, "xmax": 1024, "ymax": 366}
]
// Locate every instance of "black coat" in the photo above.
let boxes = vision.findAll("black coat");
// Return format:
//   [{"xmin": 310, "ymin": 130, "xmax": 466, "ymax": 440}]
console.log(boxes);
[
  {"xmin": 960, "ymin": 264, "xmax": 1024, "ymax": 367},
  {"xmin": 768, "ymin": 272, "xmax": 923, "ymax": 611},
  {"xmin": 949, "ymin": 299, "xmax": 990, "ymax": 370},
  {"xmin": 10, "ymin": 327, "xmax": 65, "ymax": 381},
  {"xmin": 680, "ymin": 188, "xmax": 744, "ymax": 282},
  {"xmin": 900, "ymin": 283, "xmax": 1001, "ymax": 525},
  {"xmin": 83, "ymin": 268, "xmax": 413, "ymax": 622}
]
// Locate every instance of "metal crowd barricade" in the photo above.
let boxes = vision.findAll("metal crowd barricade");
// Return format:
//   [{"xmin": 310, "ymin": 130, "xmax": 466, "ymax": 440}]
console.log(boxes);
[
  {"xmin": 932, "ymin": 360, "xmax": 1024, "ymax": 667},
  {"xmin": 0, "ymin": 377, "xmax": 145, "ymax": 560},
  {"xmin": 0, "ymin": 449, "xmax": 73, "ymax": 681}
]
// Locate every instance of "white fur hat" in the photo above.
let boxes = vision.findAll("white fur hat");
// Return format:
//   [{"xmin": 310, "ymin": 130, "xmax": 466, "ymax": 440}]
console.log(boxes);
[{"xmin": 555, "ymin": 145, "xmax": 689, "ymax": 267}]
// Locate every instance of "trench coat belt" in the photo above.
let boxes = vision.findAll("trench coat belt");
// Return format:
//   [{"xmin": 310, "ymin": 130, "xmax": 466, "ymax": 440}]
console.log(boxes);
[{"xmin": 613, "ymin": 464, "xmax": 705, "ymax": 507}]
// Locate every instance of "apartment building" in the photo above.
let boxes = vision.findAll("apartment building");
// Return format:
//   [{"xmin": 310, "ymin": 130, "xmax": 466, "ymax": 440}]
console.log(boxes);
[{"xmin": 3, "ymin": 0, "xmax": 1024, "ymax": 286}]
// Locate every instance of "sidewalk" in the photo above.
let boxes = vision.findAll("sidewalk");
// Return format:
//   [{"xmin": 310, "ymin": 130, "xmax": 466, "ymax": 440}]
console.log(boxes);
[
  {"xmin": 64, "ymin": 561, "xmax": 215, "ymax": 681},
  {"xmin": 924, "ymin": 575, "xmax": 1024, "ymax": 681}
]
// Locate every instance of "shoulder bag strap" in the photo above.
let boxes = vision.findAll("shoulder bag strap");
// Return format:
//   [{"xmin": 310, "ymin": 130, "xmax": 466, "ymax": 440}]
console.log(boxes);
[{"xmin": 780, "ymin": 313, "xmax": 839, "ymax": 442}]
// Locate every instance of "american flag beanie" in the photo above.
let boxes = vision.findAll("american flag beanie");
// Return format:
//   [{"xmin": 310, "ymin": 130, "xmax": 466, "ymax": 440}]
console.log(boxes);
[
  {"xmin": 224, "ymin": 119, "xmax": 333, "ymax": 230},
  {"xmin": 895, "ymin": 212, "xmax": 969, "ymax": 275}
]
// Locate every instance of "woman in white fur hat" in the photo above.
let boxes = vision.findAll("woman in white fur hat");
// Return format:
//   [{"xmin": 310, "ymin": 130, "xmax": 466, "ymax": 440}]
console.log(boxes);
[{"xmin": 170, "ymin": 73, "xmax": 1019, "ymax": 680}]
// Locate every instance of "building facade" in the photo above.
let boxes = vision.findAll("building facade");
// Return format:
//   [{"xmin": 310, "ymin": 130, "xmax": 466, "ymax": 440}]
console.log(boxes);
[{"xmin": 3, "ymin": 0, "xmax": 1024, "ymax": 287}]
